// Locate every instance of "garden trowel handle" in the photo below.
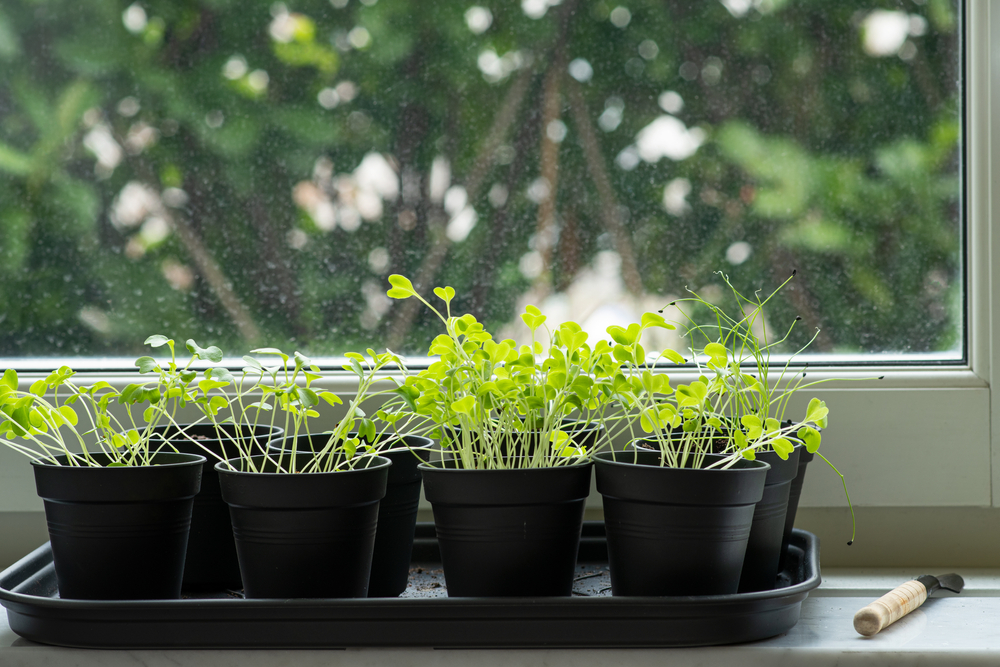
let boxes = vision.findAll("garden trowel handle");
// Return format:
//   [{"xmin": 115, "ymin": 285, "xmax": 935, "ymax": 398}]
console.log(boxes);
[{"xmin": 853, "ymin": 580, "xmax": 928, "ymax": 636}]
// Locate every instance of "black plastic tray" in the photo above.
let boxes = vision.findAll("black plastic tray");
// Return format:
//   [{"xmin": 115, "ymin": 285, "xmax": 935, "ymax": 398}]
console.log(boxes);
[{"xmin": 0, "ymin": 523, "xmax": 820, "ymax": 649}]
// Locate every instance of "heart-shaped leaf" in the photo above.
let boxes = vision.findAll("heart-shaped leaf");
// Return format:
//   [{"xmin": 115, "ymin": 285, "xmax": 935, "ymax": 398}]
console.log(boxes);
[{"xmin": 387, "ymin": 274, "xmax": 417, "ymax": 299}]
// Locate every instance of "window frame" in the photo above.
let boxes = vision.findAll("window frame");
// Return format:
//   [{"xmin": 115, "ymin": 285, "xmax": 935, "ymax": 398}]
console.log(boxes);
[{"xmin": 0, "ymin": 0, "xmax": 993, "ymax": 518}]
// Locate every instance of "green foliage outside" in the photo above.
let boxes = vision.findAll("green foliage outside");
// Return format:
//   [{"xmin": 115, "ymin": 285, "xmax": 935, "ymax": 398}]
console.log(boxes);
[{"xmin": 0, "ymin": 0, "xmax": 961, "ymax": 360}]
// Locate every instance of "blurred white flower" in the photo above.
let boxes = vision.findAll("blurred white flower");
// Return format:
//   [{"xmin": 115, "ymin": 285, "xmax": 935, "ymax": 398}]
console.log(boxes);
[
  {"xmin": 862, "ymin": 10, "xmax": 922, "ymax": 57},
  {"xmin": 662, "ymin": 178, "xmax": 692, "ymax": 216},
  {"xmin": 658, "ymin": 91, "xmax": 683, "ymax": 114},
  {"xmin": 610, "ymin": 6, "xmax": 631, "ymax": 27},
  {"xmin": 726, "ymin": 241, "xmax": 752, "ymax": 265},
  {"xmin": 444, "ymin": 185, "xmax": 468, "ymax": 216},
  {"xmin": 125, "ymin": 122, "xmax": 158, "ymax": 155},
  {"xmin": 522, "ymin": 0, "xmax": 560, "ymax": 20},
  {"xmin": 446, "ymin": 206, "xmax": 478, "ymax": 243},
  {"xmin": 429, "ymin": 156, "xmax": 451, "ymax": 202},
  {"xmin": 635, "ymin": 115, "xmax": 705, "ymax": 162},
  {"xmin": 83, "ymin": 124, "xmax": 123, "ymax": 173},
  {"xmin": 568, "ymin": 58, "xmax": 593, "ymax": 83},
  {"xmin": 348, "ymin": 26, "xmax": 371, "ymax": 49},
  {"xmin": 615, "ymin": 146, "xmax": 640, "ymax": 171},
  {"xmin": 465, "ymin": 6, "xmax": 493, "ymax": 34},
  {"xmin": 223, "ymin": 56, "xmax": 248, "ymax": 80},
  {"xmin": 247, "ymin": 69, "xmax": 269, "ymax": 93},
  {"xmin": 122, "ymin": 3, "xmax": 147, "ymax": 33},
  {"xmin": 547, "ymin": 120, "xmax": 567, "ymax": 143},
  {"xmin": 111, "ymin": 182, "xmax": 162, "ymax": 229}
]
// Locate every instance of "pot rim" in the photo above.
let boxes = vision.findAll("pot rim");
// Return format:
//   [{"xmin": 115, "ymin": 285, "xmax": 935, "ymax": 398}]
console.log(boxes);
[
  {"xmin": 214, "ymin": 453, "xmax": 392, "ymax": 477},
  {"xmin": 149, "ymin": 422, "xmax": 284, "ymax": 439},
  {"xmin": 269, "ymin": 432, "xmax": 434, "ymax": 450},
  {"xmin": 417, "ymin": 458, "xmax": 593, "ymax": 473},
  {"xmin": 30, "ymin": 451, "xmax": 207, "ymax": 469},
  {"xmin": 595, "ymin": 449, "xmax": 770, "ymax": 473}
]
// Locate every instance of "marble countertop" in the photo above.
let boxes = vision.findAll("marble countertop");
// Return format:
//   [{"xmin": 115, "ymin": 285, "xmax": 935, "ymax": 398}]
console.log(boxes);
[{"xmin": 1, "ymin": 570, "xmax": 994, "ymax": 666}]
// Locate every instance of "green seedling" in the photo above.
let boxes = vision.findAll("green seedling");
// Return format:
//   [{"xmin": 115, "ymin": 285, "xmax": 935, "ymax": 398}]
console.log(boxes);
[{"xmin": 0, "ymin": 335, "xmax": 228, "ymax": 467}]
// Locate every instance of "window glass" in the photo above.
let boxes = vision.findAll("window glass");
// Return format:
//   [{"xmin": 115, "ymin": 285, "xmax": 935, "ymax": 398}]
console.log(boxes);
[{"xmin": 0, "ymin": 0, "xmax": 962, "ymax": 363}]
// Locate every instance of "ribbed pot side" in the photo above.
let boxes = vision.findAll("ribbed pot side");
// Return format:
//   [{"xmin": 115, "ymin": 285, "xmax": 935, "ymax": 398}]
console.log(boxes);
[
  {"xmin": 269, "ymin": 433, "xmax": 432, "ymax": 597},
  {"xmin": 152, "ymin": 423, "xmax": 283, "ymax": 591},
  {"xmin": 31, "ymin": 452, "xmax": 204, "ymax": 600},
  {"xmin": 419, "ymin": 460, "xmax": 593, "ymax": 597},
  {"xmin": 595, "ymin": 449, "xmax": 768, "ymax": 596},
  {"xmin": 216, "ymin": 453, "xmax": 390, "ymax": 599},
  {"xmin": 738, "ymin": 446, "xmax": 801, "ymax": 592}
]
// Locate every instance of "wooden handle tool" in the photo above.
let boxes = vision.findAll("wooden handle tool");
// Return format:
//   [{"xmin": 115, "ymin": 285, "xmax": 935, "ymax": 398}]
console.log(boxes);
[{"xmin": 853, "ymin": 573, "xmax": 964, "ymax": 636}]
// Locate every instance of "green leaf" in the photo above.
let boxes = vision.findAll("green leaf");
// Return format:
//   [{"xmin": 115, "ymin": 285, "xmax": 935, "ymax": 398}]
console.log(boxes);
[
  {"xmin": 145, "ymin": 335, "xmax": 171, "ymax": 348},
  {"xmin": 0, "ymin": 369, "xmax": 17, "ymax": 392},
  {"xmin": 209, "ymin": 368, "xmax": 236, "ymax": 384},
  {"xmin": 641, "ymin": 311, "xmax": 674, "ymax": 330},
  {"xmin": 187, "ymin": 340, "xmax": 224, "ymax": 363},
  {"xmin": 662, "ymin": 349, "xmax": 686, "ymax": 364},
  {"xmin": 252, "ymin": 347, "xmax": 289, "ymax": 362},
  {"xmin": 772, "ymin": 437, "xmax": 794, "ymax": 459},
  {"xmin": 28, "ymin": 409, "xmax": 46, "ymax": 431},
  {"xmin": 319, "ymin": 391, "xmax": 343, "ymax": 406},
  {"xmin": 520, "ymin": 305, "xmax": 547, "ymax": 332},
  {"xmin": 805, "ymin": 397, "xmax": 829, "ymax": 427},
  {"xmin": 135, "ymin": 356, "xmax": 158, "ymax": 374},
  {"xmin": 451, "ymin": 396, "xmax": 476, "ymax": 415},
  {"xmin": 433, "ymin": 286, "xmax": 456, "ymax": 304},
  {"xmin": 242, "ymin": 355, "xmax": 264, "ymax": 370},
  {"xmin": 298, "ymin": 387, "xmax": 320, "ymax": 409},
  {"xmin": 29, "ymin": 379, "xmax": 47, "ymax": 397},
  {"xmin": 704, "ymin": 342, "xmax": 728, "ymax": 369},
  {"xmin": 387, "ymin": 274, "xmax": 417, "ymax": 299},
  {"xmin": 675, "ymin": 381, "xmax": 708, "ymax": 407},
  {"xmin": 607, "ymin": 325, "xmax": 635, "ymax": 346},
  {"xmin": 198, "ymin": 379, "xmax": 230, "ymax": 394},
  {"xmin": 293, "ymin": 351, "xmax": 311, "ymax": 369},
  {"xmin": 119, "ymin": 383, "xmax": 143, "ymax": 404},
  {"xmin": 58, "ymin": 405, "xmax": 78, "ymax": 426},
  {"xmin": 797, "ymin": 425, "xmax": 822, "ymax": 453},
  {"xmin": 207, "ymin": 395, "xmax": 229, "ymax": 415}
]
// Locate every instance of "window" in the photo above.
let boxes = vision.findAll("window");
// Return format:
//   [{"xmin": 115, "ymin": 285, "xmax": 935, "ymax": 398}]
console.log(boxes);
[
  {"xmin": 0, "ymin": 0, "xmax": 995, "ymax": 567},
  {"xmin": 0, "ymin": 0, "xmax": 963, "ymax": 366}
]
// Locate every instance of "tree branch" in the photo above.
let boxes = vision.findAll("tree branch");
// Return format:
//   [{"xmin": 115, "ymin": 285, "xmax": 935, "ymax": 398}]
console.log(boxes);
[{"xmin": 565, "ymin": 77, "xmax": 643, "ymax": 295}]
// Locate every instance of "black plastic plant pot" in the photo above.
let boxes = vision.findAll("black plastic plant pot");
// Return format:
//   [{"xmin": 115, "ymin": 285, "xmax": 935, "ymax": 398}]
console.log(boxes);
[
  {"xmin": 419, "ymin": 459, "xmax": 593, "ymax": 597},
  {"xmin": 738, "ymin": 446, "xmax": 801, "ymax": 593},
  {"xmin": 151, "ymin": 423, "xmax": 283, "ymax": 591},
  {"xmin": 215, "ymin": 453, "xmax": 391, "ymax": 599},
  {"xmin": 30, "ymin": 452, "xmax": 204, "ymax": 600},
  {"xmin": 594, "ymin": 449, "xmax": 769, "ymax": 596},
  {"xmin": 269, "ymin": 433, "xmax": 432, "ymax": 597},
  {"xmin": 366, "ymin": 436, "xmax": 433, "ymax": 597},
  {"xmin": 779, "ymin": 447, "xmax": 815, "ymax": 571}
]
